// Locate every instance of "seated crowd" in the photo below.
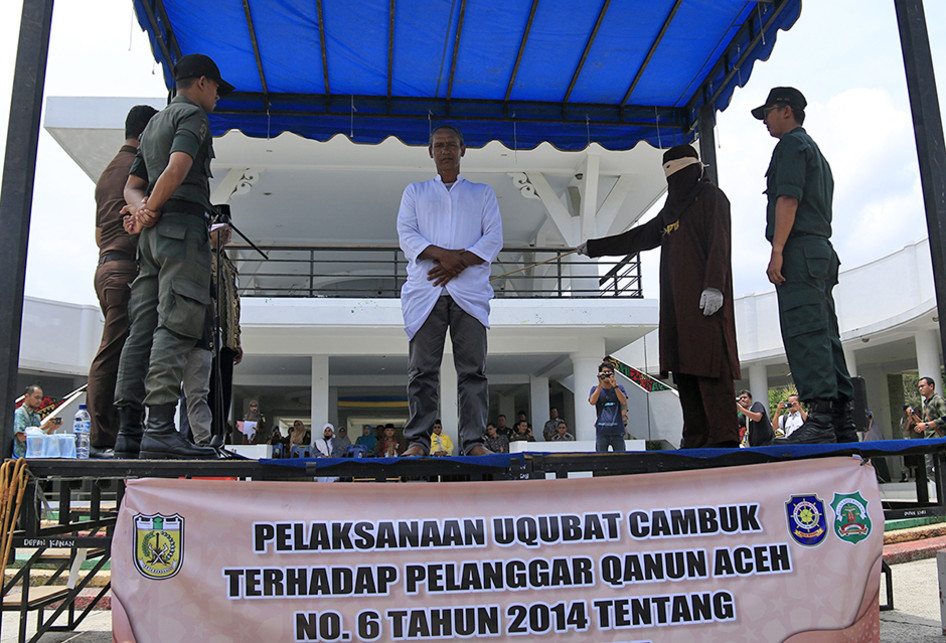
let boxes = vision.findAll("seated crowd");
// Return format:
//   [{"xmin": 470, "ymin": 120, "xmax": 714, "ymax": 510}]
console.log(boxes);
[{"xmin": 263, "ymin": 407, "xmax": 577, "ymax": 459}]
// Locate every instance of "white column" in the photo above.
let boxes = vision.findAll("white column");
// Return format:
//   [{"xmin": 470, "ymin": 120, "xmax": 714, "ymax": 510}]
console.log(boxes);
[
  {"xmin": 916, "ymin": 329, "xmax": 943, "ymax": 383},
  {"xmin": 311, "ymin": 355, "xmax": 329, "ymax": 444},
  {"xmin": 328, "ymin": 387, "xmax": 339, "ymax": 428},
  {"xmin": 572, "ymin": 354, "xmax": 601, "ymax": 442},
  {"xmin": 441, "ymin": 352, "xmax": 459, "ymax": 448},
  {"xmin": 748, "ymin": 364, "xmax": 768, "ymax": 408},
  {"xmin": 843, "ymin": 346, "xmax": 858, "ymax": 378},
  {"xmin": 859, "ymin": 365, "xmax": 887, "ymax": 439},
  {"xmin": 530, "ymin": 376, "xmax": 550, "ymax": 438}
]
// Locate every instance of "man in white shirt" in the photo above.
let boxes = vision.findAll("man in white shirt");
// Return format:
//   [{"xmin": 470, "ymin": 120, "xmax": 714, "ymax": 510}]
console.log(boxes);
[
  {"xmin": 772, "ymin": 395, "xmax": 807, "ymax": 438},
  {"xmin": 397, "ymin": 125, "xmax": 503, "ymax": 457}
]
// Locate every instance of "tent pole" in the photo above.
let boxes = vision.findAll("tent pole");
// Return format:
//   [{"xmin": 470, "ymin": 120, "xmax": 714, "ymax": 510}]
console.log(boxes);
[
  {"xmin": 697, "ymin": 103, "xmax": 719, "ymax": 186},
  {"xmin": 0, "ymin": 0, "xmax": 55, "ymax": 458},
  {"xmin": 894, "ymin": 0, "xmax": 946, "ymax": 375}
]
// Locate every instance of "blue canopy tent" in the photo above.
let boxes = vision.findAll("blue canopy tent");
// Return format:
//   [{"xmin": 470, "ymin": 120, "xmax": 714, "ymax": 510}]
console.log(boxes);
[{"xmin": 131, "ymin": 0, "xmax": 802, "ymax": 150}]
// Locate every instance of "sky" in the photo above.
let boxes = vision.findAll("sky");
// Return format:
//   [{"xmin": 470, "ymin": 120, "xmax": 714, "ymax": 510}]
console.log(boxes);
[{"xmin": 0, "ymin": 0, "xmax": 944, "ymax": 305}]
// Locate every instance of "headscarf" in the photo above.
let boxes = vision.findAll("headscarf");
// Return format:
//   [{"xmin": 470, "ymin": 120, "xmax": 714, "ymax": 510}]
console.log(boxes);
[
  {"xmin": 332, "ymin": 427, "xmax": 352, "ymax": 457},
  {"xmin": 356, "ymin": 424, "xmax": 378, "ymax": 450}
]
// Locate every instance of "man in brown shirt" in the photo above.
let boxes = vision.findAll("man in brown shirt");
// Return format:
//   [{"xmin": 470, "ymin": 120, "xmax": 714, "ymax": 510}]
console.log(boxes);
[{"xmin": 87, "ymin": 105, "xmax": 157, "ymax": 457}]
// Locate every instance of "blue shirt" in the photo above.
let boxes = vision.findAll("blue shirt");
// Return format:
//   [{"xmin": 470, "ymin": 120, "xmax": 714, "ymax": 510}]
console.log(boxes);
[{"xmin": 590, "ymin": 385, "xmax": 627, "ymax": 436}]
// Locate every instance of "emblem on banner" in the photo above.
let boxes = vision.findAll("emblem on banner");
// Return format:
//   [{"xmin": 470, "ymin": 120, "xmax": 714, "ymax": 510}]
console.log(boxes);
[
  {"xmin": 785, "ymin": 495, "xmax": 827, "ymax": 547},
  {"xmin": 830, "ymin": 492, "xmax": 872, "ymax": 544},
  {"xmin": 134, "ymin": 513, "xmax": 184, "ymax": 580}
]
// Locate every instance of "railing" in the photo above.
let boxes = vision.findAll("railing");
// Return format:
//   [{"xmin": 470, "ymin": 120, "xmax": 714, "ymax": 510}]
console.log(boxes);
[{"xmin": 228, "ymin": 245, "xmax": 642, "ymax": 299}]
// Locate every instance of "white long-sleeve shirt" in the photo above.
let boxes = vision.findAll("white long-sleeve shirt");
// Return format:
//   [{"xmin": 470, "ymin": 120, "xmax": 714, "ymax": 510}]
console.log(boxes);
[{"xmin": 397, "ymin": 174, "xmax": 503, "ymax": 339}]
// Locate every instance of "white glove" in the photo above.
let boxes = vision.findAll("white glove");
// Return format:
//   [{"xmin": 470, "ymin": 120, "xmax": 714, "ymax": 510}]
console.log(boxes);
[
  {"xmin": 699, "ymin": 288, "xmax": 723, "ymax": 317},
  {"xmin": 575, "ymin": 241, "xmax": 588, "ymax": 256}
]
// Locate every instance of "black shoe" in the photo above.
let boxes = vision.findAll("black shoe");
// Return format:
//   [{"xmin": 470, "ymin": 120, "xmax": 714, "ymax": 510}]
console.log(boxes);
[
  {"xmin": 139, "ymin": 405, "xmax": 220, "ymax": 460},
  {"xmin": 773, "ymin": 401, "xmax": 837, "ymax": 445},
  {"xmin": 114, "ymin": 406, "xmax": 144, "ymax": 459},
  {"xmin": 833, "ymin": 399, "xmax": 859, "ymax": 443},
  {"xmin": 213, "ymin": 446, "xmax": 247, "ymax": 460},
  {"xmin": 89, "ymin": 445, "xmax": 114, "ymax": 459}
]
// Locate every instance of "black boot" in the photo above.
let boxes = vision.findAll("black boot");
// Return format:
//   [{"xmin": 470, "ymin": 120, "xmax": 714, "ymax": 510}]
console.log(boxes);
[
  {"xmin": 114, "ymin": 406, "xmax": 145, "ymax": 459},
  {"xmin": 139, "ymin": 405, "xmax": 220, "ymax": 460},
  {"xmin": 772, "ymin": 401, "xmax": 837, "ymax": 444},
  {"xmin": 833, "ymin": 399, "xmax": 859, "ymax": 443}
]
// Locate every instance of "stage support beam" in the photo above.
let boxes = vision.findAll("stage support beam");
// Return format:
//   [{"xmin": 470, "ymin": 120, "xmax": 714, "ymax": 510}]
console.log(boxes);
[
  {"xmin": 697, "ymin": 102, "xmax": 719, "ymax": 186},
  {"xmin": 0, "ymin": 0, "xmax": 55, "ymax": 458},
  {"xmin": 895, "ymin": 0, "xmax": 946, "ymax": 372}
]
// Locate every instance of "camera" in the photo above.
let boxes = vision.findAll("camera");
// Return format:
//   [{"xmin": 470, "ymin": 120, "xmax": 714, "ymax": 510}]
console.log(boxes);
[{"xmin": 599, "ymin": 373, "xmax": 611, "ymax": 380}]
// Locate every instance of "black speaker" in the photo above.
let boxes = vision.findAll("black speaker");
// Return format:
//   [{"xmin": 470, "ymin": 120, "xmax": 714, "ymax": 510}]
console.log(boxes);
[{"xmin": 851, "ymin": 376, "xmax": 869, "ymax": 432}]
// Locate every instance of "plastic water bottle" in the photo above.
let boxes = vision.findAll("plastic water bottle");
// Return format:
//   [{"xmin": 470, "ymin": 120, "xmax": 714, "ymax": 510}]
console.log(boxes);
[{"xmin": 73, "ymin": 404, "xmax": 91, "ymax": 459}]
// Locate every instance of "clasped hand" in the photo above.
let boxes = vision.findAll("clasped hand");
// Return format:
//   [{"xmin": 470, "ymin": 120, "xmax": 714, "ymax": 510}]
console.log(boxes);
[
  {"xmin": 427, "ymin": 249, "xmax": 472, "ymax": 287},
  {"xmin": 121, "ymin": 198, "xmax": 161, "ymax": 234}
]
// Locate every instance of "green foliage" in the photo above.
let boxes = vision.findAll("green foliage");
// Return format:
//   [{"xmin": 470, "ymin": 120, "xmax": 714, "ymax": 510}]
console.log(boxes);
[
  {"xmin": 768, "ymin": 386, "xmax": 795, "ymax": 421},
  {"xmin": 902, "ymin": 373, "xmax": 920, "ymax": 408}
]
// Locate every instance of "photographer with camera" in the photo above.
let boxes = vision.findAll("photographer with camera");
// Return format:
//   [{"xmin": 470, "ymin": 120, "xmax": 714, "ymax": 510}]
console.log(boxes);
[
  {"xmin": 589, "ymin": 362, "xmax": 628, "ymax": 452},
  {"xmin": 772, "ymin": 395, "xmax": 807, "ymax": 438}
]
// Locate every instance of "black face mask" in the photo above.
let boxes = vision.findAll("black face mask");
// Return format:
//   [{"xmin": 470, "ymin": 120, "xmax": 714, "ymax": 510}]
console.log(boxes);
[{"xmin": 661, "ymin": 162, "xmax": 704, "ymax": 223}]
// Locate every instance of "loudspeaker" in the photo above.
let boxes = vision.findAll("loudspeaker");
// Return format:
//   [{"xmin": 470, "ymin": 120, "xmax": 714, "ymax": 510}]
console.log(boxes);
[{"xmin": 851, "ymin": 375, "xmax": 869, "ymax": 432}]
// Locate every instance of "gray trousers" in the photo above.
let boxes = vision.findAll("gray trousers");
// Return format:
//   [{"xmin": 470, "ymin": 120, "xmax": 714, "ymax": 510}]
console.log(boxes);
[
  {"xmin": 404, "ymin": 296, "xmax": 488, "ymax": 455},
  {"xmin": 115, "ymin": 213, "xmax": 211, "ymax": 409},
  {"xmin": 182, "ymin": 347, "xmax": 212, "ymax": 445}
]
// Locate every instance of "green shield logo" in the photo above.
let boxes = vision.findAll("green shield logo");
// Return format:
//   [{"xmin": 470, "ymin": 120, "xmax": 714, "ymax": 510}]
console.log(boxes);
[{"xmin": 830, "ymin": 492, "xmax": 871, "ymax": 544}]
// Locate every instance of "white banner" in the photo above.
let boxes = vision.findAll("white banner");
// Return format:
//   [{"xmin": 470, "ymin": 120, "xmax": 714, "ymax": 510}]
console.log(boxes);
[{"xmin": 112, "ymin": 456, "xmax": 882, "ymax": 642}]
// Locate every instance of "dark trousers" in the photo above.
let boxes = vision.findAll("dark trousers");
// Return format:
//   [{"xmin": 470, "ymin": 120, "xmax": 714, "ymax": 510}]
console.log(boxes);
[
  {"xmin": 776, "ymin": 237, "xmax": 853, "ymax": 403},
  {"xmin": 675, "ymin": 367, "xmax": 738, "ymax": 448},
  {"xmin": 404, "ymin": 296, "xmax": 488, "ymax": 455},
  {"xmin": 210, "ymin": 347, "xmax": 237, "ymax": 440},
  {"xmin": 88, "ymin": 259, "xmax": 136, "ymax": 448},
  {"xmin": 595, "ymin": 435, "xmax": 626, "ymax": 452},
  {"xmin": 115, "ymin": 214, "xmax": 211, "ymax": 409}
]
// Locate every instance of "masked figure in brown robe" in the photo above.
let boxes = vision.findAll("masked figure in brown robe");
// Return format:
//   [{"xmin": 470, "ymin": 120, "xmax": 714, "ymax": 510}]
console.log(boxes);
[{"xmin": 578, "ymin": 144, "xmax": 740, "ymax": 448}]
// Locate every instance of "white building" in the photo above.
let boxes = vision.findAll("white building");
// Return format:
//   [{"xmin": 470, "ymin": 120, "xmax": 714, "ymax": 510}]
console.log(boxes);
[{"xmin": 24, "ymin": 95, "xmax": 941, "ymax": 457}]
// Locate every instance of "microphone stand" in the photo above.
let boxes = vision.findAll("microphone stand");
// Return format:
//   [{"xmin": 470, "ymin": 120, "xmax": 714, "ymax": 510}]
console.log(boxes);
[{"xmin": 207, "ymin": 206, "xmax": 267, "ymax": 452}]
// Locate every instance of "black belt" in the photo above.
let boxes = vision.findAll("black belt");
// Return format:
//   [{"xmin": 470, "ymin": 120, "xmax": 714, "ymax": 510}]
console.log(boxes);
[
  {"xmin": 163, "ymin": 198, "xmax": 210, "ymax": 220},
  {"xmin": 98, "ymin": 251, "xmax": 134, "ymax": 265}
]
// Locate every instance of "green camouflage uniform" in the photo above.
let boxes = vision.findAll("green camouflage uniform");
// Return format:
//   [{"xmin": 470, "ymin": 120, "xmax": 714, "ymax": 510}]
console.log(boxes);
[
  {"xmin": 114, "ymin": 96, "xmax": 214, "ymax": 408},
  {"xmin": 921, "ymin": 393, "xmax": 946, "ymax": 438}
]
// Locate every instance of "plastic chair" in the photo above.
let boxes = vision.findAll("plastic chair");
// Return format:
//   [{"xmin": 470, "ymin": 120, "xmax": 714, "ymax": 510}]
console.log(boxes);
[
  {"xmin": 290, "ymin": 444, "xmax": 313, "ymax": 459},
  {"xmin": 346, "ymin": 444, "xmax": 369, "ymax": 458},
  {"xmin": 271, "ymin": 443, "xmax": 284, "ymax": 459}
]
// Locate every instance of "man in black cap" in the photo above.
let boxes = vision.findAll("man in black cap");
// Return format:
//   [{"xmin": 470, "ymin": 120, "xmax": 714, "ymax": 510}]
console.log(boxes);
[
  {"xmin": 578, "ymin": 145, "xmax": 741, "ymax": 448},
  {"xmin": 113, "ymin": 53, "xmax": 235, "ymax": 459},
  {"xmin": 752, "ymin": 87, "xmax": 855, "ymax": 444}
]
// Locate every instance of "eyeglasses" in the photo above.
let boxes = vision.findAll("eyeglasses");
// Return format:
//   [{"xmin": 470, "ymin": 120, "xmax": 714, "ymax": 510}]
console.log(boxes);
[{"xmin": 763, "ymin": 104, "xmax": 784, "ymax": 117}]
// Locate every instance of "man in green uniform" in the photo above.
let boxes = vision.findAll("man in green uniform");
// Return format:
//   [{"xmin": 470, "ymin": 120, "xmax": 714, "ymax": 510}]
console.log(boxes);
[
  {"xmin": 753, "ymin": 87, "xmax": 856, "ymax": 444},
  {"xmin": 113, "ymin": 54, "xmax": 234, "ymax": 459}
]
